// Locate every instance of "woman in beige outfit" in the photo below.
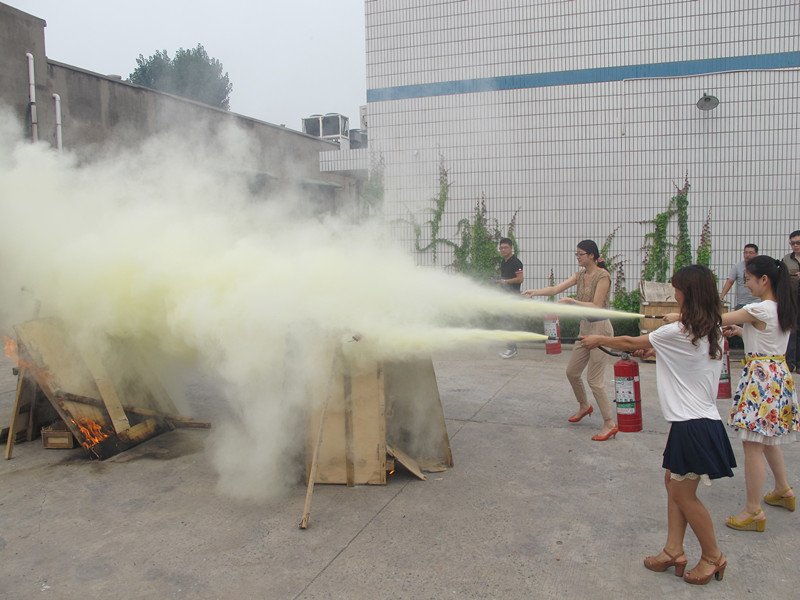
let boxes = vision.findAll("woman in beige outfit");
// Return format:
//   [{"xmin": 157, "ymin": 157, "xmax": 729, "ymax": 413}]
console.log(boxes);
[{"xmin": 523, "ymin": 240, "xmax": 618, "ymax": 440}]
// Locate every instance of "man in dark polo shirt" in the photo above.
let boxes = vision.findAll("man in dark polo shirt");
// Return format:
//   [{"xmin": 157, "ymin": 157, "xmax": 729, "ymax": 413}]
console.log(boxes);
[
  {"xmin": 782, "ymin": 229, "xmax": 800, "ymax": 371},
  {"xmin": 497, "ymin": 237, "xmax": 523, "ymax": 358}
]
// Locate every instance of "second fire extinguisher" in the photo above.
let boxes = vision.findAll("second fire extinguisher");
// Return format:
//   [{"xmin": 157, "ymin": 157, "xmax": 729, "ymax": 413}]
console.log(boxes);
[
  {"xmin": 614, "ymin": 352, "xmax": 642, "ymax": 432},
  {"xmin": 717, "ymin": 338, "xmax": 731, "ymax": 399},
  {"xmin": 544, "ymin": 314, "xmax": 561, "ymax": 355}
]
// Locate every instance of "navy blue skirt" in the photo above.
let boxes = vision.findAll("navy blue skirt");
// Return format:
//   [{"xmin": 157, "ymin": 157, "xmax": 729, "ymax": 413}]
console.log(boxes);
[{"xmin": 662, "ymin": 418, "xmax": 736, "ymax": 479}]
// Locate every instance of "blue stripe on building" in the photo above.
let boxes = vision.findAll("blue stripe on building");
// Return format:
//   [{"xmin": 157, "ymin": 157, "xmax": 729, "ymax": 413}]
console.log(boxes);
[{"xmin": 367, "ymin": 51, "xmax": 800, "ymax": 102}]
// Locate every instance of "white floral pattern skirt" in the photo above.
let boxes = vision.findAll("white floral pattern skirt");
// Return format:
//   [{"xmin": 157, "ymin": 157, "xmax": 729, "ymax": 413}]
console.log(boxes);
[{"xmin": 729, "ymin": 355, "xmax": 799, "ymax": 444}]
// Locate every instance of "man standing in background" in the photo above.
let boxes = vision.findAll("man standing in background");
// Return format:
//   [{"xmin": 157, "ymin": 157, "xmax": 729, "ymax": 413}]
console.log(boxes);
[
  {"xmin": 498, "ymin": 237, "xmax": 524, "ymax": 358},
  {"xmin": 782, "ymin": 230, "xmax": 800, "ymax": 372},
  {"xmin": 720, "ymin": 243, "xmax": 759, "ymax": 309}
]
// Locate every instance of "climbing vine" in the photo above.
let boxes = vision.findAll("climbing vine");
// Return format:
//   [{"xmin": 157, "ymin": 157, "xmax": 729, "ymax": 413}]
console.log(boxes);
[
  {"xmin": 640, "ymin": 176, "xmax": 696, "ymax": 281},
  {"xmin": 696, "ymin": 208, "xmax": 713, "ymax": 268},
  {"xmin": 672, "ymin": 178, "xmax": 693, "ymax": 271},
  {"xmin": 406, "ymin": 156, "xmax": 518, "ymax": 282}
]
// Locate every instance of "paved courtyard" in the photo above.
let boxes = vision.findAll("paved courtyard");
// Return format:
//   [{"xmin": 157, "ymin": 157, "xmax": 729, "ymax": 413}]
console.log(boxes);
[{"xmin": 1, "ymin": 342, "xmax": 798, "ymax": 599}]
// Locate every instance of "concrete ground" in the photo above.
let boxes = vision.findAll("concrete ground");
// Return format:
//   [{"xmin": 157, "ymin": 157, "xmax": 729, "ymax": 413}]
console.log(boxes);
[{"xmin": 1, "ymin": 342, "xmax": 798, "ymax": 600}]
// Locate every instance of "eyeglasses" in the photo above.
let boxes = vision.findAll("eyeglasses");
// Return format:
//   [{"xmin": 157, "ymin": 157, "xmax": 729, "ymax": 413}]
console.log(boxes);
[
  {"xmin": 575, "ymin": 252, "xmax": 588, "ymax": 257},
  {"xmin": 790, "ymin": 240, "xmax": 800, "ymax": 246}
]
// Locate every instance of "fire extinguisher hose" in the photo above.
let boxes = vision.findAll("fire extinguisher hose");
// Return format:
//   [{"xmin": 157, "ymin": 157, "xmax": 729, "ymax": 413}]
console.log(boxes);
[{"xmin": 543, "ymin": 336, "xmax": 628, "ymax": 359}]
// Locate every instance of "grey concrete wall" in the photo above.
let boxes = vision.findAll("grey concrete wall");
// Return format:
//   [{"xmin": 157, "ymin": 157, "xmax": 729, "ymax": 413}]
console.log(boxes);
[
  {"xmin": 0, "ymin": 2, "xmax": 360, "ymax": 210},
  {"xmin": 0, "ymin": 3, "xmax": 46, "ymax": 138}
]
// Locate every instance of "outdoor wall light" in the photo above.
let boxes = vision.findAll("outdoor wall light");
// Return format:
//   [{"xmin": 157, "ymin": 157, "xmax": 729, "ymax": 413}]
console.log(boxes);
[{"xmin": 696, "ymin": 93, "xmax": 720, "ymax": 111}]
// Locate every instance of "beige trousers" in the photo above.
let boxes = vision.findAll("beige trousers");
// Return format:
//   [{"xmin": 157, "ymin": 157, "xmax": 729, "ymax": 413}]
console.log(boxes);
[{"xmin": 566, "ymin": 319, "xmax": 615, "ymax": 421}]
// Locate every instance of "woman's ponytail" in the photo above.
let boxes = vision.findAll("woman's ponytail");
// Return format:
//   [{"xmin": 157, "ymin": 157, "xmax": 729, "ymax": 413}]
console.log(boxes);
[{"xmin": 746, "ymin": 256, "xmax": 798, "ymax": 331}]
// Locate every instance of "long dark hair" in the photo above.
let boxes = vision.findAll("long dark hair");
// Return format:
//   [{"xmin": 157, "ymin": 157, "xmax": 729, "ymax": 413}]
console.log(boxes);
[
  {"xmin": 671, "ymin": 264, "xmax": 722, "ymax": 359},
  {"xmin": 745, "ymin": 255, "xmax": 798, "ymax": 331},
  {"xmin": 577, "ymin": 239, "xmax": 607, "ymax": 270}
]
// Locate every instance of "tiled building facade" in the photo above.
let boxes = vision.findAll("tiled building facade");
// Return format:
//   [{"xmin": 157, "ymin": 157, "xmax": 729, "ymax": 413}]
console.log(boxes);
[{"xmin": 323, "ymin": 1, "xmax": 800, "ymax": 291}]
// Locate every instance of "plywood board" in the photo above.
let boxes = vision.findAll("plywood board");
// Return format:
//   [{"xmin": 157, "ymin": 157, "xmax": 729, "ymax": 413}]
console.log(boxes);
[
  {"xmin": 306, "ymin": 356, "xmax": 386, "ymax": 485},
  {"xmin": 384, "ymin": 358, "xmax": 453, "ymax": 471},
  {"xmin": 79, "ymin": 348, "xmax": 131, "ymax": 434}
]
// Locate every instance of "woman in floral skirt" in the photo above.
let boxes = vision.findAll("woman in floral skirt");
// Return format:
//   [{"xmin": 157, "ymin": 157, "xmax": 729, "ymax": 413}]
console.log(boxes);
[{"xmin": 721, "ymin": 255, "xmax": 799, "ymax": 531}]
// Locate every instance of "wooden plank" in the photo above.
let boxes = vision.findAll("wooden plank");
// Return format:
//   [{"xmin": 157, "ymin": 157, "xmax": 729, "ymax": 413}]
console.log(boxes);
[
  {"xmin": 4, "ymin": 371, "xmax": 26, "ymax": 459},
  {"xmin": 117, "ymin": 418, "xmax": 157, "ymax": 442},
  {"xmin": 343, "ymin": 369, "xmax": 355, "ymax": 487},
  {"xmin": 386, "ymin": 445, "xmax": 426, "ymax": 481},
  {"xmin": 349, "ymin": 361, "xmax": 386, "ymax": 485},
  {"xmin": 166, "ymin": 417, "xmax": 211, "ymax": 429},
  {"xmin": 79, "ymin": 348, "xmax": 131, "ymax": 434},
  {"xmin": 25, "ymin": 380, "xmax": 37, "ymax": 442},
  {"xmin": 300, "ymin": 352, "xmax": 338, "ymax": 529},
  {"xmin": 306, "ymin": 345, "xmax": 386, "ymax": 486},
  {"xmin": 13, "ymin": 320, "xmax": 99, "ymax": 399},
  {"xmin": 384, "ymin": 358, "xmax": 453, "ymax": 471}
]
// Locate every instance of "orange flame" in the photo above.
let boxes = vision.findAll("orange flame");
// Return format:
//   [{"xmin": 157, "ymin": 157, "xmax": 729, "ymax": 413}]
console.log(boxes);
[
  {"xmin": 4, "ymin": 336, "xmax": 54, "ymax": 388},
  {"xmin": 74, "ymin": 418, "xmax": 110, "ymax": 446},
  {"xmin": 4, "ymin": 336, "xmax": 18, "ymax": 364}
]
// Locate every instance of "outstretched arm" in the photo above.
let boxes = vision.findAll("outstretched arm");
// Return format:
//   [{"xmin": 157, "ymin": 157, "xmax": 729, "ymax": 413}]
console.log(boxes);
[
  {"xmin": 581, "ymin": 333, "xmax": 653, "ymax": 352},
  {"xmin": 523, "ymin": 273, "xmax": 577, "ymax": 297},
  {"xmin": 721, "ymin": 308, "xmax": 761, "ymax": 327},
  {"xmin": 720, "ymin": 278, "xmax": 734, "ymax": 299}
]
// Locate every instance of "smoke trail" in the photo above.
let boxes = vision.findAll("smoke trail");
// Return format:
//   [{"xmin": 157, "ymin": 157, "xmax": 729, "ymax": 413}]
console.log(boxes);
[{"xmin": 0, "ymin": 106, "xmax": 635, "ymax": 498}]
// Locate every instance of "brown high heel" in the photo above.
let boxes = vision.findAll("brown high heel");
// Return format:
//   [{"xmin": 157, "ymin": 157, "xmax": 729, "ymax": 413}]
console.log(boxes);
[
  {"xmin": 684, "ymin": 553, "xmax": 726, "ymax": 585},
  {"xmin": 643, "ymin": 548, "xmax": 687, "ymax": 577}
]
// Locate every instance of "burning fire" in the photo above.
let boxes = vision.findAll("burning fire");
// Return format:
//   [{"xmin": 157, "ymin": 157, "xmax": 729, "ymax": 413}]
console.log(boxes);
[
  {"xmin": 74, "ymin": 418, "xmax": 110, "ymax": 446},
  {"xmin": 4, "ymin": 335, "xmax": 53, "ymax": 387},
  {"xmin": 4, "ymin": 336, "xmax": 18, "ymax": 364}
]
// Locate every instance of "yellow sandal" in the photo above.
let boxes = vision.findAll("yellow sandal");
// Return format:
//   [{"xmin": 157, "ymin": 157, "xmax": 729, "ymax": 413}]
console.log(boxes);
[
  {"xmin": 764, "ymin": 487, "xmax": 795, "ymax": 512},
  {"xmin": 725, "ymin": 509, "xmax": 766, "ymax": 532}
]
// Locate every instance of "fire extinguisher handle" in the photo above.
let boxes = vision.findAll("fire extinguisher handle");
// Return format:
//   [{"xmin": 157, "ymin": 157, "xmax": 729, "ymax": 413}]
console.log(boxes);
[{"xmin": 598, "ymin": 346, "xmax": 628, "ymax": 360}]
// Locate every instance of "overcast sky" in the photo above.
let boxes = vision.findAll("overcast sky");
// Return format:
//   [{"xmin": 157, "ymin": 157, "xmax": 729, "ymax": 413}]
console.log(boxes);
[{"xmin": 10, "ymin": 1, "xmax": 366, "ymax": 131}]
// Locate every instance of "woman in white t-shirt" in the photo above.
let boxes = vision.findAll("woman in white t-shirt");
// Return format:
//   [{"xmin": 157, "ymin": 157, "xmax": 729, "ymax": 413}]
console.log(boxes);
[
  {"xmin": 718, "ymin": 255, "xmax": 799, "ymax": 531},
  {"xmin": 583, "ymin": 265, "xmax": 735, "ymax": 586}
]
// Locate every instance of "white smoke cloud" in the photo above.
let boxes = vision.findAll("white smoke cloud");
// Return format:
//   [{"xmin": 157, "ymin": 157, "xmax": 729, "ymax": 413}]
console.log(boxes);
[{"xmin": 0, "ymin": 105, "xmax": 629, "ymax": 499}]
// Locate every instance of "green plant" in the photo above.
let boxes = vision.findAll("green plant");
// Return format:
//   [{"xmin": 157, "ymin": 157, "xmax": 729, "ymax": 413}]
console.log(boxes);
[
  {"xmin": 406, "ymin": 156, "xmax": 518, "ymax": 283},
  {"xmin": 672, "ymin": 177, "xmax": 693, "ymax": 271},
  {"xmin": 129, "ymin": 44, "xmax": 232, "ymax": 109},
  {"xmin": 452, "ymin": 197, "xmax": 503, "ymax": 280},
  {"xmin": 600, "ymin": 225, "xmax": 622, "ymax": 276},
  {"xmin": 612, "ymin": 287, "xmax": 641, "ymax": 314},
  {"xmin": 696, "ymin": 208, "xmax": 712, "ymax": 268},
  {"xmin": 610, "ymin": 268, "xmax": 642, "ymax": 337},
  {"xmin": 641, "ymin": 206, "xmax": 675, "ymax": 283},
  {"xmin": 640, "ymin": 177, "xmax": 697, "ymax": 282}
]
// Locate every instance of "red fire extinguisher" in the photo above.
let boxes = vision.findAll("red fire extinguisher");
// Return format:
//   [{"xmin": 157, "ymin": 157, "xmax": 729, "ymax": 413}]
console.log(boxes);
[
  {"xmin": 614, "ymin": 352, "xmax": 642, "ymax": 432},
  {"xmin": 544, "ymin": 314, "xmax": 561, "ymax": 355},
  {"xmin": 717, "ymin": 338, "xmax": 731, "ymax": 399}
]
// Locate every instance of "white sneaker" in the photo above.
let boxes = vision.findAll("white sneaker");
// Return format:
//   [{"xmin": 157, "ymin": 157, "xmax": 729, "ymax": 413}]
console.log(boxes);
[{"xmin": 499, "ymin": 348, "xmax": 518, "ymax": 359}]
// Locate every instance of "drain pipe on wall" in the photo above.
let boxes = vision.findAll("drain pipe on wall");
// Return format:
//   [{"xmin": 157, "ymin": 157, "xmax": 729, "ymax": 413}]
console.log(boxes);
[
  {"xmin": 26, "ymin": 52, "xmax": 38, "ymax": 142},
  {"xmin": 53, "ymin": 93, "xmax": 62, "ymax": 151}
]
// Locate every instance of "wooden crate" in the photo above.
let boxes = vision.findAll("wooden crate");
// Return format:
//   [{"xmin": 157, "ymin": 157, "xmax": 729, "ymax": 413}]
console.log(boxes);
[
  {"xmin": 41, "ymin": 422, "xmax": 74, "ymax": 449},
  {"xmin": 639, "ymin": 301, "xmax": 680, "ymax": 335},
  {"xmin": 640, "ymin": 300, "xmax": 729, "ymax": 335}
]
